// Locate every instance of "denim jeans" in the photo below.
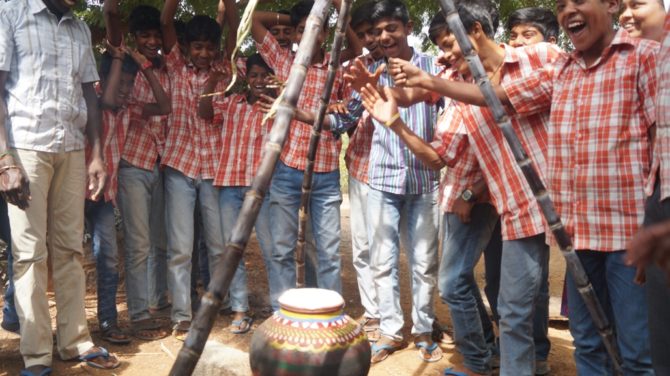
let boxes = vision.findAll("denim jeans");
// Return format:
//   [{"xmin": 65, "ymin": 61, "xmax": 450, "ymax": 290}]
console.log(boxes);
[
  {"xmin": 84, "ymin": 200, "xmax": 120, "ymax": 330},
  {"xmin": 348, "ymin": 176, "xmax": 378, "ymax": 320},
  {"xmin": 117, "ymin": 161, "xmax": 168, "ymax": 322},
  {"xmin": 642, "ymin": 181, "xmax": 670, "ymax": 375},
  {"xmin": 440, "ymin": 203, "xmax": 498, "ymax": 374},
  {"xmin": 165, "ymin": 167, "xmax": 225, "ymax": 323},
  {"xmin": 1, "ymin": 197, "xmax": 18, "ymax": 328},
  {"xmin": 219, "ymin": 186, "xmax": 277, "ymax": 312},
  {"xmin": 367, "ymin": 188, "xmax": 439, "ymax": 340},
  {"xmin": 498, "ymin": 233, "xmax": 549, "ymax": 376},
  {"xmin": 566, "ymin": 250, "xmax": 653, "ymax": 375},
  {"xmin": 269, "ymin": 161, "xmax": 342, "ymax": 296}
]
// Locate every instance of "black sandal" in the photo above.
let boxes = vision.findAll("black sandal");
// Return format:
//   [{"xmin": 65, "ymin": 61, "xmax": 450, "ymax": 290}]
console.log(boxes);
[{"xmin": 101, "ymin": 325, "xmax": 131, "ymax": 345}]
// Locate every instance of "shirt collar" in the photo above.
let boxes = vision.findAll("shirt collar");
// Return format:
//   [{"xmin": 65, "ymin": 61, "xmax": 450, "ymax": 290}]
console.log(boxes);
[{"xmin": 568, "ymin": 28, "xmax": 634, "ymax": 67}]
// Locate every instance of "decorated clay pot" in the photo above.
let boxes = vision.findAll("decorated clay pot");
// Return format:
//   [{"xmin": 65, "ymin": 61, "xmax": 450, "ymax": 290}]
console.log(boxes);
[{"xmin": 250, "ymin": 288, "xmax": 371, "ymax": 376}]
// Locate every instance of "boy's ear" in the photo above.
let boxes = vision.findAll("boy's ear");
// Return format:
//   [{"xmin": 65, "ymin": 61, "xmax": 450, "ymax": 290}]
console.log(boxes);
[
  {"xmin": 547, "ymin": 36, "xmax": 557, "ymax": 44},
  {"xmin": 605, "ymin": 0, "xmax": 622, "ymax": 16},
  {"xmin": 470, "ymin": 21, "xmax": 485, "ymax": 41},
  {"xmin": 404, "ymin": 20, "xmax": 414, "ymax": 35}
]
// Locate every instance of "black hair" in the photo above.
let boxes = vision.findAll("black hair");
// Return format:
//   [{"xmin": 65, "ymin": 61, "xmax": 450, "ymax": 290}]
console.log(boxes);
[
  {"xmin": 99, "ymin": 52, "xmax": 139, "ymax": 81},
  {"xmin": 185, "ymin": 15, "xmax": 222, "ymax": 45},
  {"xmin": 290, "ymin": 0, "xmax": 314, "ymax": 27},
  {"xmin": 128, "ymin": 5, "xmax": 161, "ymax": 35},
  {"xmin": 350, "ymin": 1, "xmax": 376, "ymax": 29},
  {"xmin": 369, "ymin": 0, "xmax": 410, "ymax": 25},
  {"xmin": 428, "ymin": 12, "xmax": 447, "ymax": 45},
  {"xmin": 174, "ymin": 19, "xmax": 187, "ymax": 45},
  {"xmin": 458, "ymin": 0, "xmax": 498, "ymax": 38},
  {"xmin": 506, "ymin": 7, "xmax": 559, "ymax": 40},
  {"xmin": 245, "ymin": 53, "xmax": 274, "ymax": 75}
]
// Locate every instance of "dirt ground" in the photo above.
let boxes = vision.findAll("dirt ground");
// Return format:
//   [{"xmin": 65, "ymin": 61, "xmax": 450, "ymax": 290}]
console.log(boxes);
[{"xmin": 0, "ymin": 196, "xmax": 577, "ymax": 376}]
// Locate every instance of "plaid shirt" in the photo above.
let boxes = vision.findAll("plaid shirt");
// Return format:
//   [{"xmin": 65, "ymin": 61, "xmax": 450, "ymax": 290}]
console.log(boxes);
[
  {"xmin": 504, "ymin": 30, "xmax": 658, "ymax": 251},
  {"xmin": 654, "ymin": 14, "xmax": 670, "ymax": 201},
  {"xmin": 162, "ymin": 50, "xmax": 229, "ymax": 179},
  {"xmin": 0, "ymin": 0, "xmax": 99, "ymax": 152},
  {"xmin": 439, "ymin": 44, "xmax": 560, "ymax": 240},
  {"xmin": 345, "ymin": 118, "xmax": 374, "ymax": 184},
  {"xmin": 257, "ymin": 33, "xmax": 347, "ymax": 172},
  {"xmin": 430, "ymin": 70, "xmax": 484, "ymax": 213},
  {"xmin": 212, "ymin": 93, "xmax": 273, "ymax": 187},
  {"xmin": 122, "ymin": 66, "xmax": 171, "ymax": 171}
]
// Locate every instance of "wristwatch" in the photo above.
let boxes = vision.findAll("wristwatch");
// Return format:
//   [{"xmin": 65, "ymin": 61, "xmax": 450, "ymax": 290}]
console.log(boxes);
[{"xmin": 460, "ymin": 188, "xmax": 476, "ymax": 203}]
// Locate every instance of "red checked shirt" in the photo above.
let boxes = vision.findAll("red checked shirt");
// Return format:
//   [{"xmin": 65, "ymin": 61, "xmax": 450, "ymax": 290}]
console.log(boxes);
[
  {"xmin": 257, "ymin": 33, "xmax": 347, "ymax": 172},
  {"xmin": 438, "ymin": 44, "xmax": 560, "ymax": 240},
  {"xmin": 503, "ymin": 30, "xmax": 658, "ymax": 251},
  {"xmin": 345, "ymin": 119, "xmax": 374, "ymax": 184},
  {"xmin": 212, "ymin": 93, "xmax": 273, "ymax": 187},
  {"xmin": 162, "ymin": 50, "xmax": 230, "ymax": 179},
  {"xmin": 653, "ymin": 14, "xmax": 670, "ymax": 201},
  {"xmin": 122, "ymin": 66, "xmax": 170, "ymax": 171}
]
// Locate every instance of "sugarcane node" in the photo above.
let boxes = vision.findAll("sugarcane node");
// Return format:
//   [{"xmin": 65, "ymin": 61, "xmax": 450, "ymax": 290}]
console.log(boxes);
[
  {"xmin": 244, "ymin": 189, "xmax": 263, "ymax": 201},
  {"xmin": 265, "ymin": 142, "xmax": 281, "ymax": 153}
]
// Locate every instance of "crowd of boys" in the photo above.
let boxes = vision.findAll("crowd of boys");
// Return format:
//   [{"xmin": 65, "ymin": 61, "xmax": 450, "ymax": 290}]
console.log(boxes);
[{"xmin": 0, "ymin": 0, "xmax": 669, "ymax": 375}]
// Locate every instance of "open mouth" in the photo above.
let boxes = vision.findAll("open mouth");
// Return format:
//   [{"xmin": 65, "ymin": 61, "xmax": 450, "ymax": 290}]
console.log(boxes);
[
  {"xmin": 566, "ymin": 20, "xmax": 587, "ymax": 37},
  {"xmin": 621, "ymin": 21, "xmax": 637, "ymax": 33}
]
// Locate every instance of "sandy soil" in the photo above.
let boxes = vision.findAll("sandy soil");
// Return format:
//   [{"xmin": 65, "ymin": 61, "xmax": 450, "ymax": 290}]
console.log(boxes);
[{"xmin": 0, "ymin": 196, "xmax": 577, "ymax": 376}]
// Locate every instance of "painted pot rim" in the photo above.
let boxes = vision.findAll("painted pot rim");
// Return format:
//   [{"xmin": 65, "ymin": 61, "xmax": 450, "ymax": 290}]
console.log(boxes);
[{"xmin": 278, "ymin": 288, "xmax": 345, "ymax": 315}]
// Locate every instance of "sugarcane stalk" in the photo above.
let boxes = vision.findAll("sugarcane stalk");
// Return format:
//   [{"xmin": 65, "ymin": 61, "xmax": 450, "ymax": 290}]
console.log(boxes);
[
  {"xmin": 436, "ymin": 0, "xmax": 623, "ymax": 373},
  {"xmin": 296, "ymin": 0, "xmax": 352, "ymax": 288},
  {"xmin": 168, "ymin": 1, "xmax": 332, "ymax": 374}
]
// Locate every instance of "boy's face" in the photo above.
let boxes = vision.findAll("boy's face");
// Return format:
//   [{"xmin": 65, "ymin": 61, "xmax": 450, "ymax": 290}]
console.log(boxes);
[
  {"xmin": 372, "ymin": 17, "xmax": 413, "ymax": 59},
  {"xmin": 43, "ymin": 0, "xmax": 77, "ymax": 13},
  {"xmin": 435, "ymin": 30, "xmax": 456, "ymax": 68},
  {"xmin": 354, "ymin": 22, "xmax": 384, "ymax": 60},
  {"xmin": 557, "ymin": 0, "xmax": 620, "ymax": 54},
  {"xmin": 187, "ymin": 40, "xmax": 218, "ymax": 70},
  {"xmin": 295, "ymin": 18, "xmax": 328, "ymax": 48},
  {"xmin": 247, "ymin": 65, "xmax": 272, "ymax": 100},
  {"xmin": 509, "ymin": 24, "xmax": 548, "ymax": 47},
  {"xmin": 270, "ymin": 24, "xmax": 295, "ymax": 50},
  {"xmin": 619, "ymin": 0, "xmax": 666, "ymax": 40},
  {"xmin": 103, "ymin": 72, "xmax": 135, "ymax": 108},
  {"xmin": 133, "ymin": 29, "xmax": 163, "ymax": 60}
]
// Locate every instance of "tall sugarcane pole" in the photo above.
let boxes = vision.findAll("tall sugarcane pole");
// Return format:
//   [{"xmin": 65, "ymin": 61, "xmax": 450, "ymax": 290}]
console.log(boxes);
[
  {"xmin": 436, "ymin": 0, "xmax": 624, "ymax": 373},
  {"xmin": 168, "ymin": 1, "xmax": 332, "ymax": 374},
  {"xmin": 296, "ymin": 0, "xmax": 352, "ymax": 288}
]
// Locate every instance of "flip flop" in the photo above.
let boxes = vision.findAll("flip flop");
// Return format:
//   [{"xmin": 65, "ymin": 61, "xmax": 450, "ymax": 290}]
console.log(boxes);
[
  {"xmin": 78, "ymin": 347, "xmax": 120, "ymax": 369},
  {"xmin": 444, "ymin": 368, "xmax": 469, "ymax": 376},
  {"xmin": 416, "ymin": 341, "xmax": 443, "ymax": 363},
  {"xmin": 230, "ymin": 316, "xmax": 253, "ymax": 334},
  {"xmin": 19, "ymin": 367, "xmax": 52, "ymax": 376},
  {"xmin": 101, "ymin": 325, "xmax": 131, "ymax": 345},
  {"xmin": 370, "ymin": 340, "xmax": 403, "ymax": 364}
]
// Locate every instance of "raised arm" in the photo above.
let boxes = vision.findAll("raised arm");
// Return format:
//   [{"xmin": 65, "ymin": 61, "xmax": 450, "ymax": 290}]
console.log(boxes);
[
  {"xmin": 161, "ymin": 0, "xmax": 179, "ymax": 54},
  {"xmin": 127, "ymin": 48, "xmax": 171, "ymax": 117},
  {"xmin": 251, "ymin": 10, "xmax": 290, "ymax": 44},
  {"xmin": 222, "ymin": 0, "xmax": 239, "ymax": 59},
  {"xmin": 103, "ymin": 0, "xmax": 122, "ymax": 47}
]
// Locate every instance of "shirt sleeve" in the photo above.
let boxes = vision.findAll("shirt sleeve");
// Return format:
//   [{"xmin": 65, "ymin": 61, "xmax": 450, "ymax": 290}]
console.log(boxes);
[
  {"xmin": 502, "ymin": 65, "xmax": 554, "ymax": 117},
  {"xmin": 79, "ymin": 22, "xmax": 99, "ymax": 83},
  {"xmin": 637, "ymin": 43, "xmax": 658, "ymax": 127},
  {"xmin": 329, "ymin": 94, "xmax": 364, "ymax": 134},
  {"xmin": 256, "ymin": 33, "xmax": 290, "ymax": 78},
  {"xmin": 0, "ymin": 6, "xmax": 14, "ymax": 72},
  {"xmin": 430, "ymin": 108, "xmax": 469, "ymax": 168},
  {"xmin": 212, "ymin": 96, "xmax": 233, "ymax": 125}
]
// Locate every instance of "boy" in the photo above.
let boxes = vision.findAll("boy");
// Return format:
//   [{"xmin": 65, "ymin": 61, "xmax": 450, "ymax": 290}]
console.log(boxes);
[
  {"xmin": 388, "ymin": 0, "xmax": 657, "ymax": 373},
  {"xmin": 160, "ymin": 0, "xmax": 233, "ymax": 340},
  {"xmin": 356, "ymin": 1, "xmax": 560, "ymax": 371},
  {"xmin": 619, "ymin": 0, "xmax": 666, "ymax": 42},
  {"xmin": 103, "ymin": 1, "xmax": 171, "ymax": 339},
  {"xmin": 0, "ymin": 0, "xmax": 118, "ymax": 373},
  {"xmin": 250, "ymin": 0, "xmax": 348, "ymax": 298},
  {"xmin": 508, "ymin": 7, "xmax": 559, "ymax": 47},
  {"xmin": 200, "ymin": 53, "xmax": 276, "ymax": 334},
  {"xmin": 90, "ymin": 45, "xmax": 171, "ymax": 345}
]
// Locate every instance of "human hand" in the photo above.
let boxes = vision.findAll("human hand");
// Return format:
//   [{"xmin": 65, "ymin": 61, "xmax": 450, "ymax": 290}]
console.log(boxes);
[
  {"xmin": 626, "ymin": 219, "xmax": 670, "ymax": 282},
  {"xmin": 360, "ymin": 84, "xmax": 399, "ymax": 127},
  {"xmin": 105, "ymin": 40, "xmax": 125, "ymax": 60},
  {"xmin": 344, "ymin": 58, "xmax": 384, "ymax": 93},
  {"xmin": 126, "ymin": 47, "xmax": 149, "ymax": 67},
  {"xmin": 257, "ymin": 94, "xmax": 276, "ymax": 114},
  {"xmin": 0, "ymin": 154, "xmax": 31, "ymax": 210},
  {"xmin": 388, "ymin": 58, "xmax": 429, "ymax": 88},
  {"xmin": 327, "ymin": 101, "xmax": 348, "ymax": 115},
  {"xmin": 452, "ymin": 197, "xmax": 474, "ymax": 223},
  {"xmin": 87, "ymin": 156, "xmax": 107, "ymax": 201}
]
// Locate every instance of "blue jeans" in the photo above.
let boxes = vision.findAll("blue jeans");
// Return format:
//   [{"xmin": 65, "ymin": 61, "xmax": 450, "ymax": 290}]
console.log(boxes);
[
  {"xmin": 498, "ymin": 233, "xmax": 549, "ymax": 376},
  {"xmin": 642, "ymin": 181, "xmax": 670, "ymax": 375},
  {"xmin": 165, "ymin": 167, "xmax": 225, "ymax": 323},
  {"xmin": 117, "ymin": 161, "xmax": 168, "ymax": 323},
  {"xmin": 566, "ymin": 250, "xmax": 653, "ymax": 375},
  {"xmin": 440, "ymin": 204, "xmax": 498, "ymax": 374},
  {"xmin": 367, "ymin": 188, "xmax": 439, "ymax": 340},
  {"xmin": 269, "ymin": 161, "xmax": 342, "ymax": 296},
  {"xmin": 1, "ymin": 197, "xmax": 18, "ymax": 329},
  {"xmin": 219, "ymin": 186, "xmax": 277, "ymax": 312},
  {"xmin": 84, "ymin": 200, "xmax": 120, "ymax": 330}
]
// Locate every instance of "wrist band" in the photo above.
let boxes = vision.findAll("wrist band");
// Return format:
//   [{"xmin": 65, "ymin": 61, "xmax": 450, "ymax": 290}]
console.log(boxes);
[
  {"xmin": 141, "ymin": 60, "xmax": 153, "ymax": 71},
  {"xmin": 384, "ymin": 112, "xmax": 400, "ymax": 127}
]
